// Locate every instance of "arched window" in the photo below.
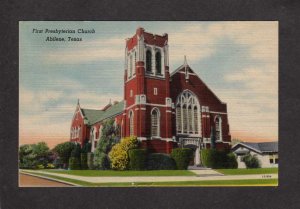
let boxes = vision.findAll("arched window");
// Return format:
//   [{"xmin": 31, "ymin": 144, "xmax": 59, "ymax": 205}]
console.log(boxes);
[
  {"xmin": 176, "ymin": 90, "xmax": 201, "ymax": 135},
  {"xmin": 129, "ymin": 110, "xmax": 134, "ymax": 136},
  {"xmin": 215, "ymin": 116, "xmax": 222, "ymax": 141},
  {"xmin": 155, "ymin": 51, "xmax": 162, "ymax": 75},
  {"xmin": 151, "ymin": 108, "xmax": 160, "ymax": 137},
  {"xmin": 146, "ymin": 50, "xmax": 152, "ymax": 72}
]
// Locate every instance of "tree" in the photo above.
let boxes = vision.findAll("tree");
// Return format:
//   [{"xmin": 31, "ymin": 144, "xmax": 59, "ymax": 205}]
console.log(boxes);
[
  {"xmin": 93, "ymin": 119, "xmax": 119, "ymax": 169},
  {"xmin": 231, "ymin": 138, "xmax": 243, "ymax": 145},
  {"xmin": 19, "ymin": 142, "xmax": 51, "ymax": 169},
  {"xmin": 53, "ymin": 142, "xmax": 76, "ymax": 168}
]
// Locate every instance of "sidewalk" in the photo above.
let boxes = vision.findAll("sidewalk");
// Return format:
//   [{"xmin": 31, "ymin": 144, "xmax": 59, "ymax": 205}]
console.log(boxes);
[{"xmin": 21, "ymin": 170, "xmax": 278, "ymax": 184}]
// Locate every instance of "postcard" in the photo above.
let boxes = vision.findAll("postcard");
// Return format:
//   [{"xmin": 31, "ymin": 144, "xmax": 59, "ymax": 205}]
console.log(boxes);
[{"xmin": 19, "ymin": 21, "xmax": 278, "ymax": 187}]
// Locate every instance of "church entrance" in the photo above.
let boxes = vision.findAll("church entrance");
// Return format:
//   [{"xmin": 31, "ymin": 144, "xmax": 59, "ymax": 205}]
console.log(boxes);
[{"xmin": 179, "ymin": 137, "xmax": 201, "ymax": 166}]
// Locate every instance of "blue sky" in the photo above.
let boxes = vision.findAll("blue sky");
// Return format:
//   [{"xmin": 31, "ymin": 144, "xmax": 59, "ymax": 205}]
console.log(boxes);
[{"xmin": 19, "ymin": 21, "xmax": 278, "ymax": 147}]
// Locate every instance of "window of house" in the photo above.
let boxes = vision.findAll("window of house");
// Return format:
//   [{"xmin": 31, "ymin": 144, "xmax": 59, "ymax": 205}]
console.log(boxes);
[
  {"xmin": 175, "ymin": 90, "xmax": 200, "ymax": 135},
  {"xmin": 154, "ymin": 88, "xmax": 158, "ymax": 95},
  {"xmin": 146, "ymin": 50, "xmax": 152, "ymax": 73},
  {"xmin": 215, "ymin": 116, "xmax": 222, "ymax": 141},
  {"xmin": 270, "ymin": 158, "xmax": 274, "ymax": 164},
  {"xmin": 151, "ymin": 108, "xmax": 160, "ymax": 137},
  {"xmin": 130, "ymin": 90, "xmax": 133, "ymax": 97},
  {"xmin": 155, "ymin": 51, "xmax": 162, "ymax": 75},
  {"xmin": 275, "ymin": 158, "xmax": 278, "ymax": 164},
  {"xmin": 129, "ymin": 110, "xmax": 134, "ymax": 136}
]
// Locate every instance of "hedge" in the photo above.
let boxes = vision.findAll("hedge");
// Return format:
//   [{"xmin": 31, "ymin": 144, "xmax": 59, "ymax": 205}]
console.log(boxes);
[
  {"xmin": 69, "ymin": 157, "xmax": 81, "ymax": 170},
  {"xmin": 80, "ymin": 153, "xmax": 88, "ymax": 170},
  {"xmin": 146, "ymin": 153, "xmax": 176, "ymax": 170},
  {"xmin": 170, "ymin": 148, "xmax": 193, "ymax": 170},
  {"xmin": 87, "ymin": 153, "xmax": 94, "ymax": 170},
  {"xmin": 200, "ymin": 149, "xmax": 238, "ymax": 169},
  {"xmin": 128, "ymin": 149, "xmax": 147, "ymax": 170}
]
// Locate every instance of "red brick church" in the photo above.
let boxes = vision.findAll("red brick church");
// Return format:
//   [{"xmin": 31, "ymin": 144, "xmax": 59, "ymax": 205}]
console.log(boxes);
[{"xmin": 70, "ymin": 28, "xmax": 231, "ymax": 165}]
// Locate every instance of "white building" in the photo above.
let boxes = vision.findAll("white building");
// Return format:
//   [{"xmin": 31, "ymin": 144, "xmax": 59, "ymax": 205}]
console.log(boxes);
[{"xmin": 232, "ymin": 142, "xmax": 278, "ymax": 168}]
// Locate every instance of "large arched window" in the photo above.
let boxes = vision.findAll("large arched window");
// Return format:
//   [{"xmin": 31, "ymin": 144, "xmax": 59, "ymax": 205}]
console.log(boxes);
[
  {"xmin": 151, "ymin": 108, "xmax": 160, "ymax": 137},
  {"xmin": 176, "ymin": 90, "xmax": 201, "ymax": 135},
  {"xmin": 215, "ymin": 116, "xmax": 222, "ymax": 141},
  {"xmin": 129, "ymin": 110, "xmax": 134, "ymax": 136},
  {"xmin": 155, "ymin": 51, "xmax": 162, "ymax": 75},
  {"xmin": 146, "ymin": 50, "xmax": 152, "ymax": 72}
]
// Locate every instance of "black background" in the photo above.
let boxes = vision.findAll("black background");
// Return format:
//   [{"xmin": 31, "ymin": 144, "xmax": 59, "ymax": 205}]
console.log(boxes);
[{"xmin": 0, "ymin": 0, "xmax": 300, "ymax": 208}]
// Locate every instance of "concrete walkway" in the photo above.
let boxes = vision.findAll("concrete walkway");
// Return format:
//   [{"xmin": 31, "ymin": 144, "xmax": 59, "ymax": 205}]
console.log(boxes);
[{"xmin": 21, "ymin": 170, "xmax": 278, "ymax": 184}]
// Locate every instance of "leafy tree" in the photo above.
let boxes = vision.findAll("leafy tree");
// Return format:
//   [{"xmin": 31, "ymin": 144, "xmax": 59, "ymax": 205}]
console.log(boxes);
[
  {"xmin": 53, "ymin": 142, "xmax": 76, "ymax": 168},
  {"xmin": 93, "ymin": 119, "xmax": 120, "ymax": 169},
  {"xmin": 19, "ymin": 142, "xmax": 51, "ymax": 169}
]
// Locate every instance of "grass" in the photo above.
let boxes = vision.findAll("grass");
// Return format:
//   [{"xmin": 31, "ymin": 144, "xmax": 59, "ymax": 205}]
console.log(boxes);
[
  {"xmin": 42, "ymin": 169, "xmax": 196, "ymax": 177},
  {"xmin": 21, "ymin": 171, "xmax": 278, "ymax": 187},
  {"xmin": 216, "ymin": 168, "xmax": 278, "ymax": 175}
]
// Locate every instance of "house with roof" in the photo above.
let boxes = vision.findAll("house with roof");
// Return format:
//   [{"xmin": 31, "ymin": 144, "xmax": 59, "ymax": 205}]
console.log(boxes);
[
  {"xmin": 231, "ymin": 142, "xmax": 278, "ymax": 168},
  {"xmin": 70, "ymin": 27, "xmax": 232, "ymax": 166}
]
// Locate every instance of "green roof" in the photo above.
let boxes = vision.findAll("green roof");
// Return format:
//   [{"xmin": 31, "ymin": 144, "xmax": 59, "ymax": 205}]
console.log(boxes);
[{"xmin": 81, "ymin": 101, "xmax": 124, "ymax": 125}]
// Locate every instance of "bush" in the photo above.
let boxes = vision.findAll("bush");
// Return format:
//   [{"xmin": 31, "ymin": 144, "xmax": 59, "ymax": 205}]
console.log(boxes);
[
  {"xmin": 128, "ymin": 149, "xmax": 147, "ymax": 170},
  {"xmin": 69, "ymin": 157, "xmax": 81, "ymax": 170},
  {"xmin": 71, "ymin": 143, "xmax": 82, "ymax": 158},
  {"xmin": 36, "ymin": 164, "xmax": 44, "ymax": 169},
  {"xmin": 80, "ymin": 153, "xmax": 88, "ymax": 170},
  {"xmin": 109, "ymin": 136, "xmax": 138, "ymax": 170},
  {"xmin": 94, "ymin": 153, "xmax": 110, "ymax": 170},
  {"xmin": 46, "ymin": 163, "xmax": 55, "ymax": 169},
  {"xmin": 146, "ymin": 153, "xmax": 176, "ymax": 170},
  {"xmin": 201, "ymin": 149, "xmax": 238, "ymax": 169},
  {"xmin": 171, "ymin": 148, "xmax": 193, "ymax": 170},
  {"xmin": 225, "ymin": 153, "xmax": 238, "ymax": 169},
  {"xmin": 87, "ymin": 153, "xmax": 94, "ymax": 170},
  {"xmin": 242, "ymin": 154, "xmax": 261, "ymax": 168}
]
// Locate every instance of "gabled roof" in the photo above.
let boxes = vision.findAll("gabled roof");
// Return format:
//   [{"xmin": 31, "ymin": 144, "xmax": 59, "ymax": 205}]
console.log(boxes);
[
  {"xmin": 232, "ymin": 141, "xmax": 278, "ymax": 154},
  {"xmin": 81, "ymin": 101, "xmax": 124, "ymax": 125}
]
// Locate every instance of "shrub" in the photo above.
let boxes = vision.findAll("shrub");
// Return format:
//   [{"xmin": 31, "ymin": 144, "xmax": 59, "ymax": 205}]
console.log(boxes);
[
  {"xmin": 242, "ymin": 154, "xmax": 261, "ymax": 168},
  {"xmin": 80, "ymin": 153, "xmax": 88, "ymax": 170},
  {"xmin": 109, "ymin": 136, "xmax": 138, "ymax": 170},
  {"xmin": 201, "ymin": 149, "xmax": 238, "ymax": 169},
  {"xmin": 171, "ymin": 148, "xmax": 193, "ymax": 170},
  {"xmin": 69, "ymin": 157, "xmax": 81, "ymax": 170},
  {"xmin": 128, "ymin": 149, "xmax": 147, "ymax": 170},
  {"xmin": 36, "ymin": 164, "xmax": 44, "ymax": 169},
  {"xmin": 146, "ymin": 153, "xmax": 176, "ymax": 170},
  {"xmin": 87, "ymin": 153, "xmax": 94, "ymax": 170},
  {"xmin": 94, "ymin": 153, "xmax": 110, "ymax": 170},
  {"xmin": 46, "ymin": 163, "xmax": 55, "ymax": 169},
  {"xmin": 71, "ymin": 143, "xmax": 82, "ymax": 158},
  {"xmin": 225, "ymin": 153, "xmax": 238, "ymax": 169},
  {"xmin": 82, "ymin": 142, "xmax": 92, "ymax": 153}
]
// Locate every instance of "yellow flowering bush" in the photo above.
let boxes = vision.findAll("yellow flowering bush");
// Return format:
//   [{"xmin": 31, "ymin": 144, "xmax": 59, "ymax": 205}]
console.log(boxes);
[{"xmin": 109, "ymin": 136, "xmax": 138, "ymax": 170}]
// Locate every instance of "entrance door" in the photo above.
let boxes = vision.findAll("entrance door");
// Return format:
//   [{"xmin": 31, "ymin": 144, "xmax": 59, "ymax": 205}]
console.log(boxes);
[{"xmin": 184, "ymin": 144, "xmax": 198, "ymax": 166}]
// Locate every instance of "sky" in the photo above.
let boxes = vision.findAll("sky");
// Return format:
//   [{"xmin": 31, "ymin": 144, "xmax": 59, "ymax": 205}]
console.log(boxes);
[{"xmin": 19, "ymin": 21, "xmax": 278, "ymax": 148}]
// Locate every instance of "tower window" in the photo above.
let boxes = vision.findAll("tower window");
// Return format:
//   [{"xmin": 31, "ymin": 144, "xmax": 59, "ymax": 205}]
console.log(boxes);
[
  {"xmin": 130, "ymin": 90, "xmax": 133, "ymax": 97},
  {"xmin": 154, "ymin": 88, "xmax": 158, "ymax": 95},
  {"xmin": 155, "ymin": 51, "xmax": 162, "ymax": 75},
  {"xmin": 151, "ymin": 108, "xmax": 160, "ymax": 137},
  {"xmin": 129, "ymin": 110, "xmax": 134, "ymax": 136},
  {"xmin": 146, "ymin": 50, "xmax": 152, "ymax": 73}
]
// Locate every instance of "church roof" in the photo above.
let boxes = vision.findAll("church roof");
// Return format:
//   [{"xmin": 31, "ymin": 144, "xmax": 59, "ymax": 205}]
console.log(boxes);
[
  {"xmin": 81, "ymin": 101, "xmax": 124, "ymax": 125},
  {"xmin": 232, "ymin": 141, "xmax": 278, "ymax": 154}
]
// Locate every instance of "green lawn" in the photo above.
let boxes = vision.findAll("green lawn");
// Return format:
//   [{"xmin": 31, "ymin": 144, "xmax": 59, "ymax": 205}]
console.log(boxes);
[
  {"xmin": 216, "ymin": 168, "xmax": 278, "ymax": 175},
  {"xmin": 21, "ymin": 171, "xmax": 278, "ymax": 187},
  {"xmin": 43, "ymin": 169, "xmax": 196, "ymax": 177}
]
